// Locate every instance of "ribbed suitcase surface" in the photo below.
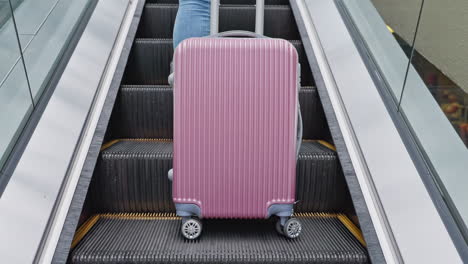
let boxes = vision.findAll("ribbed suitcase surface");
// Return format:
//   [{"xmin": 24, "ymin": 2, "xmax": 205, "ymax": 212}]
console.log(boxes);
[{"xmin": 173, "ymin": 38, "xmax": 298, "ymax": 218}]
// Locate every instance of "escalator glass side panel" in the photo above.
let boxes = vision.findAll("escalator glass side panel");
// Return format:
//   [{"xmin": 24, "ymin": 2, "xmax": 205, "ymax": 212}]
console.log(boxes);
[
  {"xmin": 0, "ymin": 0, "xmax": 95, "ymax": 189},
  {"xmin": 339, "ymin": 0, "xmax": 468, "ymax": 244},
  {"xmin": 0, "ymin": 1, "xmax": 33, "ymax": 173}
]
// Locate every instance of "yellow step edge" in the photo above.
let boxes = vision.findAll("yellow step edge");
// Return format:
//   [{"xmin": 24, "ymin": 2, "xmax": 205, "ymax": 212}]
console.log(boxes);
[
  {"xmin": 101, "ymin": 139, "xmax": 337, "ymax": 152},
  {"xmin": 101, "ymin": 212, "xmax": 180, "ymax": 220},
  {"xmin": 337, "ymin": 214, "xmax": 366, "ymax": 247},
  {"xmin": 71, "ymin": 212, "xmax": 366, "ymax": 249},
  {"xmin": 100, "ymin": 138, "xmax": 173, "ymax": 151},
  {"xmin": 299, "ymin": 139, "xmax": 337, "ymax": 151},
  {"xmin": 71, "ymin": 215, "xmax": 101, "ymax": 249},
  {"xmin": 100, "ymin": 139, "xmax": 120, "ymax": 151},
  {"xmin": 317, "ymin": 140, "xmax": 337, "ymax": 151},
  {"xmin": 123, "ymin": 138, "xmax": 173, "ymax": 142},
  {"xmin": 294, "ymin": 212, "xmax": 337, "ymax": 218}
]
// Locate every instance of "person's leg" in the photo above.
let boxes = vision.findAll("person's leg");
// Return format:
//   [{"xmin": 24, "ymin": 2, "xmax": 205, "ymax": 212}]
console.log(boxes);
[{"xmin": 173, "ymin": 0, "xmax": 211, "ymax": 49}]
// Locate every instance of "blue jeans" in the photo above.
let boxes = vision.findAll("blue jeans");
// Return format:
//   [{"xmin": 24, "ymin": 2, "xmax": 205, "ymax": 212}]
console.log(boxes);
[{"xmin": 173, "ymin": 0, "xmax": 211, "ymax": 49}]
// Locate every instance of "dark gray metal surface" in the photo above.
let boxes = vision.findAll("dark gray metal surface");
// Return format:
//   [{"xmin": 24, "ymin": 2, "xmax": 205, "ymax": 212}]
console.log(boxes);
[
  {"xmin": 67, "ymin": 0, "xmax": 370, "ymax": 262},
  {"xmin": 109, "ymin": 85, "xmax": 326, "ymax": 140},
  {"xmin": 296, "ymin": 141, "xmax": 350, "ymax": 212},
  {"xmin": 89, "ymin": 140, "xmax": 350, "ymax": 213},
  {"xmin": 112, "ymin": 85, "xmax": 174, "ymax": 139},
  {"xmin": 137, "ymin": 4, "xmax": 299, "ymax": 40},
  {"xmin": 289, "ymin": 1, "xmax": 385, "ymax": 263},
  {"xmin": 71, "ymin": 215, "xmax": 368, "ymax": 264},
  {"xmin": 123, "ymin": 39, "xmax": 173, "ymax": 85},
  {"xmin": 123, "ymin": 39, "xmax": 313, "ymax": 86},
  {"xmin": 90, "ymin": 140, "xmax": 174, "ymax": 213},
  {"xmin": 299, "ymin": 86, "xmax": 330, "ymax": 140}
]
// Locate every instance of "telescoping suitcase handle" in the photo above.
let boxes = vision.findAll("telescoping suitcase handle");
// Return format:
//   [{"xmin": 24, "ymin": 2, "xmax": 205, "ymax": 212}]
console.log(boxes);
[
  {"xmin": 211, "ymin": 0, "xmax": 265, "ymax": 35},
  {"xmin": 210, "ymin": 30, "xmax": 266, "ymax": 39}
]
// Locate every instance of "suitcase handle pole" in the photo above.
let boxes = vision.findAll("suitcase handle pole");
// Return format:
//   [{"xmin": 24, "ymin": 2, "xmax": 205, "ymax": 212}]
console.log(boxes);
[
  {"xmin": 210, "ymin": 0, "xmax": 265, "ymax": 35},
  {"xmin": 255, "ymin": 0, "xmax": 265, "ymax": 35},
  {"xmin": 210, "ymin": 30, "xmax": 266, "ymax": 38},
  {"xmin": 210, "ymin": 0, "xmax": 220, "ymax": 35}
]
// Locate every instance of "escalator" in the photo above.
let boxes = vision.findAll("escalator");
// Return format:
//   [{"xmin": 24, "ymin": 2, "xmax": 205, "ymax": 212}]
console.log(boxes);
[{"xmin": 67, "ymin": 0, "xmax": 370, "ymax": 263}]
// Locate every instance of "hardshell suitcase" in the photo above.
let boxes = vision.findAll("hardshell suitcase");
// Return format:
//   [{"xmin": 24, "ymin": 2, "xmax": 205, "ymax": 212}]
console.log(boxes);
[{"xmin": 170, "ymin": 0, "xmax": 302, "ymax": 239}]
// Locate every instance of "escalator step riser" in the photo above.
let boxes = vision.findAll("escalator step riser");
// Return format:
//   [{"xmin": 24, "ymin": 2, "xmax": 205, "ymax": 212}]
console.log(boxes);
[
  {"xmin": 110, "ymin": 85, "xmax": 328, "ymax": 140},
  {"xmin": 71, "ymin": 216, "xmax": 368, "ymax": 264},
  {"xmin": 137, "ymin": 5, "xmax": 300, "ymax": 40},
  {"xmin": 148, "ymin": 0, "xmax": 290, "ymax": 4},
  {"xmin": 299, "ymin": 87, "xmax": 331, "ymax": 140},
  {"xmin": 89, "ymin": 141, "xmax": 350, "ymax": 213},
  {"xmin": 111, "ymin": 86, "xmax": 174, "ymax": 140},
  {"xmin": 123, "ymin": 39, "xmax": 314, "ymax": 86},
  {"xmin": 122, "ymin": 39, "xmax": 173, "ymax": 86}
]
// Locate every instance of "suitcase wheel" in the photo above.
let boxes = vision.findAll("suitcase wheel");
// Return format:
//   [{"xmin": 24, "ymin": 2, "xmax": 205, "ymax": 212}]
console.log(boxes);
[
  {"xmin": 181, "ymin": 218, "xmax": 202, "ymax": 240},
  {"xmin": 276, "ymin": 218, "xmax": 302, "ymax": 239}
]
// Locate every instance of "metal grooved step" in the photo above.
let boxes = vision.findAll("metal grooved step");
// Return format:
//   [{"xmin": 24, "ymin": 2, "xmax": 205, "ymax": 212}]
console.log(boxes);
[
  {"xmin": 137, "ymin": 4, "xmax": 300, "ymax": 40},
  {"xmin": 69, "ymin": 0, "xmax": 369, "ymax": 261},
  {"xmin": 123, "ymin": 39, "xmax": 313, "ymax": 86},
  {"xmin": 71, "ymin": 213, "xmax": 368, "ymax": 264},
  {"xmin": 88, "ymin": 140, "xmax": 350, "ymax": 213},
  {"xmin": 108, "ymin": 85, "xmax": 328, "ymax": 140}
]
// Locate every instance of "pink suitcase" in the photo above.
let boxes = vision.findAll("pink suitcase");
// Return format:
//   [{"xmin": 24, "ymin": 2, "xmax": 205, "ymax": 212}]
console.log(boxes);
[{"xmin": 169, "ymin": 0, "xmax": 302, "ymax": 240}]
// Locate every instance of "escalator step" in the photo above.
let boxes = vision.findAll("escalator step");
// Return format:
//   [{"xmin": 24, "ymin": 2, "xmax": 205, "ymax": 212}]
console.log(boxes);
[
  {"xmin": 71, "ymin": 213, "xmax": 368, "ymax": 264},
  {"xmin": 88, "ymin": 140, "xmax": 349, "ymax": 213},
  {"xmin": 123, "ymin": 39, "xmax": 314, "ymax": 86},
  {"xmin": 149, "ymin": 0, "xmax": 290, "ymax": 4},
  {"xmin": 111, "ymin": 85, "xmax": 173, "ymax": 139},
  {"xmin": 300, "ymin": 87, "xmax": 331, "ymax": 141},
  {"xmin": 137, "ymin": 4, "xmax": 300, "ymax": 40},
  {"xmin": 109, "ymin": 85, "xmax": 328, "ymax": 140},
  {"xmin": 123, "ymin": 39, "xmax": 173, "ymax": 86}
]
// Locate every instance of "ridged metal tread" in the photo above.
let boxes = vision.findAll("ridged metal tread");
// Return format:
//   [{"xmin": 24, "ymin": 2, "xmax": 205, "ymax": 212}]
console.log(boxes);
[
  {"xmin": 90, "ymin": 140, "xmax": 174, "ymax": 213},
  {"xmin": 70, "ymin": 214, "xmax": 368, "ymax": 264},
  {"xmin": 123, "ymin": 39, "xmax": 313, "ymax": 86},
  {"xmin": 109, "ymin": 85, "xmax": 328, "ymax": 140},
  {"xmin": 123, "ymin": 39, "xmax": 173, "ymax": 85},
  {"xmin": 137, "ymin": 4, "xmax": 299, "ymax": 40},
  {"xmin": 296, "ymin": 141, "xmax": 349, "ymax": 212},
  {"xmin": 88, "ymin": 140, "xmax": 350, "ymax": 213},
  {"xmin": 111, "ymin": 85, "xmax": 173, "ymax": 139}
]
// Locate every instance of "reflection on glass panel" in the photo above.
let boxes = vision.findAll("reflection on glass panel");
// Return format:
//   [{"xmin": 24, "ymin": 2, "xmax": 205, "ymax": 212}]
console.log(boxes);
[
  {"xmin": 399, "ymin": 0, "xmax": 468, "ymax": 238},
  {"xmin": 370, "ymin": 0, "xmax": 422, "ymax": 58},
  {"xmin": 0, "ymin": 1, "xmax": 33, "ymax": 169},
  {"xmin": 341, "ymin": 0, "xmax": 468, "ymax": 242},
  {"xmin": 10, "ymin": 0, "xmax": 92, "ymax": 102},
  {"xmin": 403, "ymin": 0, "xmax": 468, "ymax": 147},
  {"xmin": 341, "ymin": 0, "xmax": 422, "ymax": 103}
]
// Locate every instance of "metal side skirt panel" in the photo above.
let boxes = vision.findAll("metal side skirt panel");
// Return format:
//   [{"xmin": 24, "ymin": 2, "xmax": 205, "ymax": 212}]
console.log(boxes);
[
  {"xmin": 51, "ymin": 1, "xmax": 146, "ymax": 263},
  {"xmin": 290, "ymin": 1, "xmax": 385, "ymax": 263},
  {"xmin": 291, "ymin": 0, "xmax": 462, "ymax": 263},
  {"xmin": 0, "ymin": 0, "xmax": 137, "ymax": 263}
]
